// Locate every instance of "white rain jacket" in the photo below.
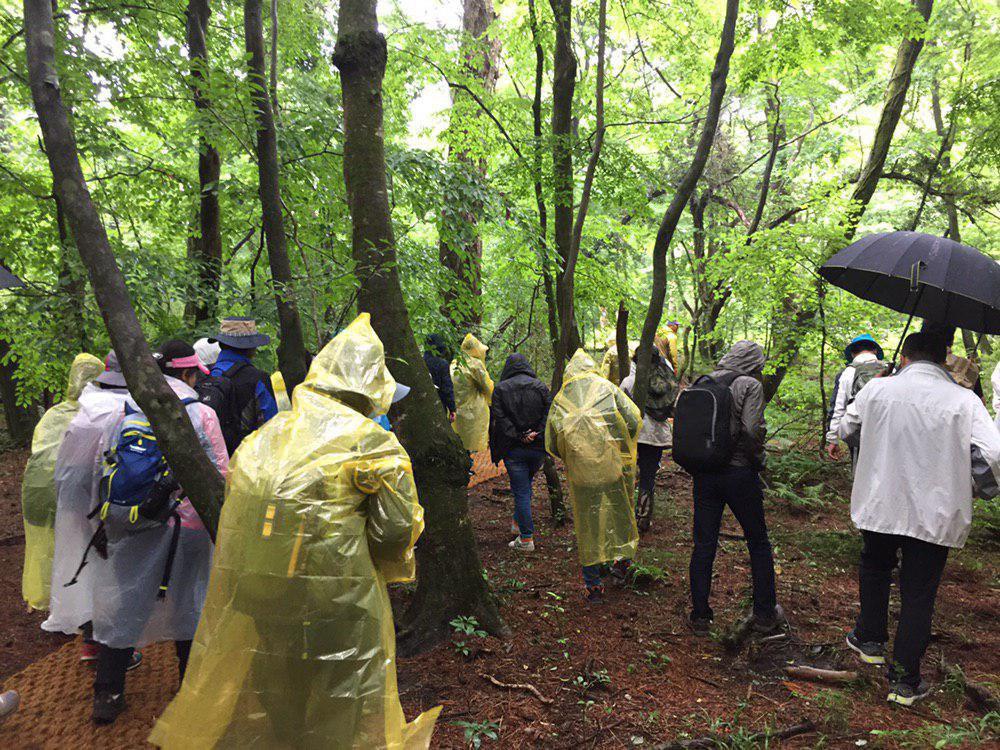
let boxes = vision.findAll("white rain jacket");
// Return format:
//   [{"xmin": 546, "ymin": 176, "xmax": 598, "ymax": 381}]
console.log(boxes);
[
  {"xmin": 92, "ymin": 376, "xmax": 228, "ymax": 649},
  {"xmin": 839, "ymin": 361, "xmax": 1000, "ymax": 548},
  {"xmin": 826, "ymin": 351, "xmax": 881, "ymax": 444},
  {"xmin": 44, "ymin": 383, "xmax": 130, "ymax": 635},
  {"xmin": 991, "ymin": 361, "xmax": 1000, "ymax": 429}
]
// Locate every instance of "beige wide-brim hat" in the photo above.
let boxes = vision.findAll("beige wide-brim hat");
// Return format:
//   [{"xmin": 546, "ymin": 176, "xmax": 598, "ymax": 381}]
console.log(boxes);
[{"xmin": 209, "ymin": 317, "xmax": 271, "ymax": 349}]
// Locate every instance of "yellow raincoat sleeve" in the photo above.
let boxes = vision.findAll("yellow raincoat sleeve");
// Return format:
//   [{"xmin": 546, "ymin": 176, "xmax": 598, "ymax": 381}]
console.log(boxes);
[
  {"xmin": 21, "ymin": 353, "xmax": 103, "ymax": 610},
  {"xmin": 354, "ymin": 451, "xmax": 424, "ymax": 583}
]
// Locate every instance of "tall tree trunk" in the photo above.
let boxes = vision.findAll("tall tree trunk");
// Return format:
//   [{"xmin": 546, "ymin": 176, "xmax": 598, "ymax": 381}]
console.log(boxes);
[
  {"xmin": 762, "ymin": 0, "xmax": 934, "ymax": 399},
  {"xmin": 632, "ymin": 0, "xmax": 739, "ymax": 412},
  {"xmin": 244, "ymin": 0, "xmax": 308, "ymax": 392},
  {"xmin": 0, "ymin": 340, "xmax": 38, "ymax": 448},
  {"xmin": 54, "ymin": 191, "xmax": 89, "ymax": 352},
  {"xmin": 24, "ymin": 0, "xmax": 225, "ymax": 535},
  {"xmin": 527, "ymin": 0, "xmax": 559, "ymax": 357},
  {"xmin": 184, "ymin": 0, "xmax": 223, "ymax": 327},
  {"xmin": 332, "ymin": 0, "xmax": 505, "ymax": 653},
  {"xmin": 438, "ymin": 0, "xmax": 499, "ymax": 333},
  {"xmin": 843, "ymin": 0, "xmax": 935, "ymax": 241},
  {"xmin": 548, "ymin": 0, "xmax": 578, "ymax": 389}
]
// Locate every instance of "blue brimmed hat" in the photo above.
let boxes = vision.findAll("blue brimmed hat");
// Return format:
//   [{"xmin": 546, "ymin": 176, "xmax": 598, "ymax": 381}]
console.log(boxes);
[
  {"xmin": 844, "ymin": 334, "xmax": 884, "ymax": 363},
  {"xmin": 210, "ymin": 317, "xmax": 271, "ymax": 349}
]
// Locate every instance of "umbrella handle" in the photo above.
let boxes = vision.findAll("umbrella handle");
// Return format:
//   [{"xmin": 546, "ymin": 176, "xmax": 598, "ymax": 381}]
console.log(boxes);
[{"xmin": 887, "ymin": 277, "xmax": 927, "ymax": 372}]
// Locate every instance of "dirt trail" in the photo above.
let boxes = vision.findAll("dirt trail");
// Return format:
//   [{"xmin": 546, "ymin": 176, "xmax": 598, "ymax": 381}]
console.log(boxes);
[{"xmin": 1, "ymin": 449, "xmax": 997, "ymax": 748}]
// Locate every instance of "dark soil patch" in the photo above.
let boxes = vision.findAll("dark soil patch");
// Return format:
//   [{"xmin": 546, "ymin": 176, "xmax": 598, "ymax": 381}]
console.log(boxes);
[{"xmin": 0, "ymin": 449, "xmax": 72, "ymax": 682}]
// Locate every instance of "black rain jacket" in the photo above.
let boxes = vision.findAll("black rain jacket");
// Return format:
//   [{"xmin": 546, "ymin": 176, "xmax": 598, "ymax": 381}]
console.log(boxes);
[
  {"xmin": 423, "ymin": 334, "xmax": 456, "ymax": 413},
  {"xmin": 489, "ymin": 354, "xmax": 551, "ymax": 464}
]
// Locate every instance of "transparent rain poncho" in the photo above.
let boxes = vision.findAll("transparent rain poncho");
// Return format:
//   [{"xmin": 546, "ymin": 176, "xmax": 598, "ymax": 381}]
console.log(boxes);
[
  {"xmin": 150, "ymin": 313, "xmax": 439, "ymax": 750},
  {"xmin": 92, "ymin": 376, "xmax": 227, "ymax": 649},
  {"xmin": 546, "ymin": 349, "xmax": 641, "ymax": 567},
  {"xmin": 44, "ymin": 382, "xmax": 132, "ymax": 635},
  {"xmin": 20, "ymin": 354, "xmax": 104, "ymax": 611},
  {"xmin": 450, "ymin": 333, "xmax": 493, "ymax": 452}
]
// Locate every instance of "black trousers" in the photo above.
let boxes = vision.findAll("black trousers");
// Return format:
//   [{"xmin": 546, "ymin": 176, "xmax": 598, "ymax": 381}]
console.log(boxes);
[
  {"xmin": 636, "ymin": 443, "xmax": 664, "ymax": 493},
  {"xmin": 689, "ymin": 466, "xmax": 777, "ymax": 620},
  {"xmin": 94, "ymin": 640, "xmax": 192, "ymax": 695},
  {"xmin": 855, "ymin": 530, "xmax": 949, "ymax": 686}
]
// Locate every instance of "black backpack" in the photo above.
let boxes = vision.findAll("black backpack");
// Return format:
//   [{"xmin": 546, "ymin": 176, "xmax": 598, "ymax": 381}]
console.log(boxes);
[
  {"xmin": 196, "ymin": 360, "xmax": 264, "ymax": 453},
  {"xmin": 645, "ymin": 358, "xmax": 679, "ymax": 421},
  {"xmin": 672, "ymin": 372, "xmax": 739, "ymax": 474}
]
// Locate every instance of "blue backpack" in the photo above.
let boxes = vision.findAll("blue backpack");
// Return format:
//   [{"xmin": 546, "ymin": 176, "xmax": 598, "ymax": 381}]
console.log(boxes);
[{"xmin": 99, "ymin": 399, "xmax": 197, "ymax": 519}]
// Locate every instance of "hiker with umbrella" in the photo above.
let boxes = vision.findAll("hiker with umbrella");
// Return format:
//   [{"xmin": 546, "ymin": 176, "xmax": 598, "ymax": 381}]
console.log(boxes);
[{"xmin": 821, "ymin": 232, "xmax": 1000, "ymax": 707}]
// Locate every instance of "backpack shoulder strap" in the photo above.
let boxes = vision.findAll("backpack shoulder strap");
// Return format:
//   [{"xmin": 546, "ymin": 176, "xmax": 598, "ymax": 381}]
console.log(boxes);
[
  {"xmin": 180, "ymin": 397, "xmax": 199, "ymax": 407},
  {"xmin": 219, "ymin": 359, "xmax": 253, "ymax": 381}
]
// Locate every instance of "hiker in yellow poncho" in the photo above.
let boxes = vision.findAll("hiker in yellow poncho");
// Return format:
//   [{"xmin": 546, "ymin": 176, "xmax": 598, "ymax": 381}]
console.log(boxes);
[
  {"xmin": 149, "ymin": 314, "xmax": 439, "ymax": 750},
  {"xmin": 599, "ymin": 335, "xmax": 619, "ymax": 383},
  {"xmin": 451, "ymin": 333, "xmax": 493, "ymax": 452},
  {"xmin": 546, "ymin": 349, "xmax": 641, "ymax": 603},
  {"xmin": 20, "ymin": 353, "xmax": 104, "ymax": 611}
]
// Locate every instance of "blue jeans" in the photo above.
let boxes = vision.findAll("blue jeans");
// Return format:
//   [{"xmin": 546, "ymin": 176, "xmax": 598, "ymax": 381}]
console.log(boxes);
[
  {"xmin": 504, "ymin": 446, "xmax": 545, "ymax": 539},
  {"xmin": 582, "ymin": 565, "xmax": 602, "ymax": 588}
]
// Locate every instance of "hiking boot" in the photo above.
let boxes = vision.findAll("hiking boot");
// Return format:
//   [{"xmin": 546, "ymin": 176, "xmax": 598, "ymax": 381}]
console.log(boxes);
[
  {"xmin": 80, "ymin": 641, "xmax": 99, "ymax": 663},
  {"xmin": 126, "ymin": 650, "xmax": 143, "ymax": 671},
  {"xmin": 508, "ymin": 536, "xmax": 535, "ymax": 552},
  {"xmin": 887, "ymin": 680, "xmax": 933, "ymax": 707},
  {"xmin": 689, "ymin": 615, "xmax": 712, "ymax": 637},
  {"xmin": 585, "ymin": 585, "xmax": 605, "ymax": 604},
  {"xmin": 846, "ymin": 629, "xmax": 886, "ymax": 665},
  {"xmin": 0, "ymin": 691, "xmax": 19, "ymax": 724},
  {"xmin": 92, "ymin": 691, "xmax": 126, "ymax": 725},
  {"xmin": 636, "ymin": 488, "xmax": 654, "ymax": 533}
]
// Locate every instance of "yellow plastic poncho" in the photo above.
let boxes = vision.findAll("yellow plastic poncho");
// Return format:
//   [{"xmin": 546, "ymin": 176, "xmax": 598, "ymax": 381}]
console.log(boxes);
[
  {"xmin": 271, "ymin": 370, "xmax": 291, "ymax": 411},
  {"xmin": 150, "ymin": 314, "xmax": 440, "ymax": 750},
  {"xmin": 546, "ymin": 349, "xmax": 641, "ymax": 567},
  {"xmin": 20, "ymin": 353, "xmax": 104, "ymax": 611},
  {"xmin": 450, "ymin": 333, "xmax": 493, "ymax": 452},
  {"xmin": 599, "ymin": 334, "xmax": 618, "ymax": 382}
]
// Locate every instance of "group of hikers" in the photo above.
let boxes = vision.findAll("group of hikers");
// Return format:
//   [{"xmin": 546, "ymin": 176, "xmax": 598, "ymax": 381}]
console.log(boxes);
[{"xmin": 10, "ymin": 310, "xmax": 1000, "ymax": 745}]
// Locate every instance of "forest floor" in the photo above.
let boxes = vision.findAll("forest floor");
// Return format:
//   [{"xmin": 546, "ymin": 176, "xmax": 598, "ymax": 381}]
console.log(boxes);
[{"xmin": 0, "ymin": 447, "xmax": 997, "ymax": 748}]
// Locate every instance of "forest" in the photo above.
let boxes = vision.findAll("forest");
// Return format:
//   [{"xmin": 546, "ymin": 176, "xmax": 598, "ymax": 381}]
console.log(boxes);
[{"xmin": 0, "ymin": 0, "xmax": 998, "ymax": 747}]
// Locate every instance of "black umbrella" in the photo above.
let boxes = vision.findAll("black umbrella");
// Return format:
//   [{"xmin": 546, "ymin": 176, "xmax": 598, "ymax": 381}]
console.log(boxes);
[
  {"xmin": 0, "ymin": 264, "xmax": 23, "ymax": 290},
  {"xmin": 819, "ymin": 231, "xmax": 1000, "ymax": 334}
]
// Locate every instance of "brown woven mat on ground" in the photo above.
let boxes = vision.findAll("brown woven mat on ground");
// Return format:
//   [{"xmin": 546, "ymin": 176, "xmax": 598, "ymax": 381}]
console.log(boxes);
[
  {"xmin": 1, "ymin": 638, "xmax": 176, "ymax": 749},
  {"xmin": 469, "ymin": 449, "xmax": 505, "ymax": 487}
]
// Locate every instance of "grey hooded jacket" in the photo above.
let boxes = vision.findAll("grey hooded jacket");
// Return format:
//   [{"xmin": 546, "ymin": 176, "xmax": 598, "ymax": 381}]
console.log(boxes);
[{"xmin": 710, "ymin": 341, "xmax": 767, "ymax": 469}]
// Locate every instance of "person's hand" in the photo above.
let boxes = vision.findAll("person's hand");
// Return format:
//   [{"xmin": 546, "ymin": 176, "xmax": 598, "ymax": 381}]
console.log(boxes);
[
  {"xmin": 521, "ymin": 430, "xmax": 538, "ymax": 444},
  {"xmin": 826, "ymin": 442, "xmax": 842, "ymax": 461},
  {"xmin": 448, "ymin": 410, "xmax": 456, "ymax": 423}
]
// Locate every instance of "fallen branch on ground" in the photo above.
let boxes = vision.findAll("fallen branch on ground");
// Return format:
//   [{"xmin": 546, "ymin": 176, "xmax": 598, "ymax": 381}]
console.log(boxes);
[
  {"xmin": 480, "ymin": 673, "xmax": 553, "ymax": 704},
  {"xmin": 783, "ymin": 665, "xmax": 857, "ymax": 683},
  {"xmin": 940, "ymin": 657, "xmax": 1000, "ymax": 713},
  {"xmin": 654, "ymin": 719, "xmax": 816, "ymax": 749}
]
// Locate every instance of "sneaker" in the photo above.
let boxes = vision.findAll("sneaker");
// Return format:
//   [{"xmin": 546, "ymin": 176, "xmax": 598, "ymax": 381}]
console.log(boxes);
[
  {"xmin": 846, "ymin": 629, "xmax": 886, "ymax": 665},
  {"xmin": 585, "ymin": 585, "xmax": 605, "ymax": 604},
  {"xmin": 689, "ymin": 615, "xmax": 712, "ymax": 637},
  {"xmin": 92, "ymin": 691, "xmax": 126, "ymax": 725},
  {"xmin": 508, "ymin": 536, "xmax": 535, "ymax": 552},
  {"xmin": 609, "ymin": 559, "xmax": 632, "ymax": 583},
  {"xmin": 80, "ymin": 641, "xmax": 99, "ymax": 663},
  {"xmin": 0, "ymin": 691, "xmax": 19, "ymax": 724},
  {"xmin": 125, "ymin": 650, "xmax": 143, "ymax": 671},
  {"xmin": 887, "ymin": 680, "xmax": 933, "ymax": 707}
]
